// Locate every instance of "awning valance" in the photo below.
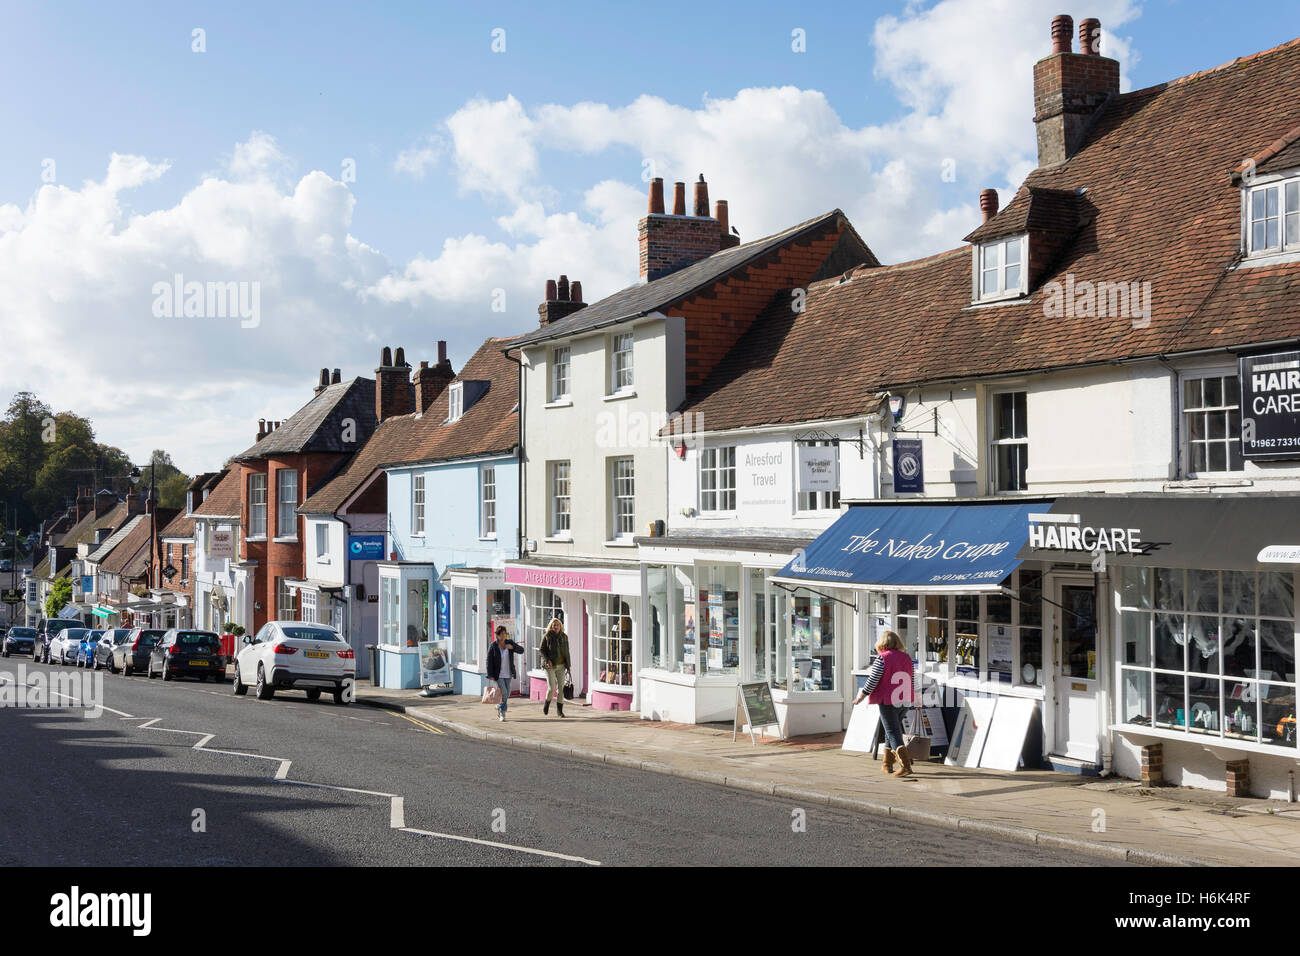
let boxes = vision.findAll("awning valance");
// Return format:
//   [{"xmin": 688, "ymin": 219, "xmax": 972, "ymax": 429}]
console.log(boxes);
[{"xmin": 773, "ymin": 500, "xmax": 1048, "ymax": 593}]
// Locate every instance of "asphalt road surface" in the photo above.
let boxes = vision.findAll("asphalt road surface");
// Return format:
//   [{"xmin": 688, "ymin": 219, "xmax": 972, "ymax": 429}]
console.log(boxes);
[{"xmin": 0, "ymin": 659, "xmax": 1118, "ymax": 866}]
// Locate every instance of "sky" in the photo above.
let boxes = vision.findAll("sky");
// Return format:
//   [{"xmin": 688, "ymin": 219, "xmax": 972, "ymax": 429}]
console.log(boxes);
[{"xmin": 2, "ymin": 0, "xmax": 1299, "ymax": 474}]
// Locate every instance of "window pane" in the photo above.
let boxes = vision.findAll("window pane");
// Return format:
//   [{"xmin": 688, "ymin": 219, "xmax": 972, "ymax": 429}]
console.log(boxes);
[
  {"xmin": 1155, "ymin": 568, "xmax": 1185, "ymax": 611},
  {"xmin": 1154, "ymin": 672, "xmax": 1185, "ymax": 729},
  {"xmin": 1004, "ymin": 264, "xmax": 1020, "ymax": 291},
  {"xmin": 1187, "ymin": 677, "xmax": 1221, "ymax": 734},
  {"xmin": 1003, "ymin": 238, "xmax": 1020, "ymax": 264},
  {"xmin": 1122, "ymin": 669, "xmax": 1153, "ymax": 724},
  {"xmin": 1208, "ymin": 442, "xmax": 1227, "ymax": 472},
  {"xmin": 1121, "ymin": 565, "xmax": 1150, "ymax": 609},
  {"xmin": 1268, "ymin": 219, "xmax": 1280, "ymax": 249},
  {"xmin": 1184, "ymin": 377, "xmax": 1202, "ymax": 409},
  {"xmin": 1186, "ymin": 615, "xmax": 1220, "ymax": 674},
  {"xmin": 982, "ymin": 268, "xmax": 1000, "ymax": 296},
  {"xmin": 1204, "ymin": 376, "xmax": 1222, "ymax": 407},
  {"xmin": 1223, "ymin": 618, "xmax": 1257, "ymax": 678},
  {"xmin": 1260, "ymin": 571, "xmax": 1295, "ymax": 620},
  {"xmin": 1223, "ymin": 570, "xmax": 1256, "ymax": 617},
  {"xmin": 1259, "ymin": 619, "xmax": 1296, "ymax": 682},
  {"xmin": 1225, "ymin": 376, "xmax": 1240, "ymax": 406},
  {"xmin": 1188, "ymin": 570, "xmax": 1218, "ymax": 613},
  {"xmin": 1154, "ymin": 613, "xmax": 1185, "ymax": 670},
  {"xmin": 1121, "ymin": 610, "xmax": 1150, "ymax": 665}
]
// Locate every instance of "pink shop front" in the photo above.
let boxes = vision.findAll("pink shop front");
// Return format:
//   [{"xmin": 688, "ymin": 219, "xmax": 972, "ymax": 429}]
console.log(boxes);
[{"xmin": 503, "ymin": 560, "xmax": 643, "ymax": 711}]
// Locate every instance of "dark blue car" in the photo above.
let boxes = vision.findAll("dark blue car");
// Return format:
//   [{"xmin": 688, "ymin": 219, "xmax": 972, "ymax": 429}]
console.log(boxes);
[{"xmin": 2, "ymin": 626, "xmax": 36, "ymax": 658}]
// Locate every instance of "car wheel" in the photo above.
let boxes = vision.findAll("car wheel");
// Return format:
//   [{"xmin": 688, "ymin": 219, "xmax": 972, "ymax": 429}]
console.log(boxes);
[
  {"xmin": 255, "ymin": 664, "xmax": 274, "ymax": 701},
  {"xmin": 332, "ymin": 687, "xmax": 348, "ymax": 706},
  {"xmin": 232, "ymin": 663, "xmax": 247, "ymax": 696},
  {"xmin": 2, "ymin": 650, "xmax": 8, "ymax": 658},
  {"xmin": 108, "ymin": 657, "xmax": 117, "ymax": 675},
  {"xmin": 162, "ymin": 663, "xmax": 172, "ymax": 681},
  {"xmin": 305, "ymin": 688, "xmax": 321, "ymax": 701}
]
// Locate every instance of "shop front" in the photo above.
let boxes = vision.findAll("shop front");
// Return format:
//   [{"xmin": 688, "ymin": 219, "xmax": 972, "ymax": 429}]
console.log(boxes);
[
  {"xmin": 442, "ymin": 567, "xmax": 517, "ymax": 698},
  {"xmin": 375, "ymin": 562, "xmax": 434, "ymax": 689},
  {"xmin": 1023, "ymin": 494, "xmax": 1300, "ymax": 796},
  {"xmin": 504, "ymin": 561, "xmax": 641, "ymax": 711},
  {"xmin": 773, "ymin": 499, "xmax": 1065, "ymax": 752}
]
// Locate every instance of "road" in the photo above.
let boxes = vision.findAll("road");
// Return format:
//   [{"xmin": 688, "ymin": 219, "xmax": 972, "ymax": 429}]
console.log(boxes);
[{"xmin": 0, "ymin": 659, "xmax": 1118, "ymax": 866}]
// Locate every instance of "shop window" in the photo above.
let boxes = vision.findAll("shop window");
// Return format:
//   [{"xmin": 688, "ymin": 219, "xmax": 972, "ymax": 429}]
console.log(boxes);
[
  {"xmin": 954, "ymin": 594, "xmax": 980, "ymax": 673},
  {"xmin": 452, "ymin": 585, "xmax": 479, "ymax": 667},
  {"xmin": 1017, "ymin": 569, "xmax": 1044, "ymax": 687},
  {"xmin": 790, "ymin": 590, "xmax": 836, "ymax": 691},
  {"xmin": 991, "ymin": 391, "xmax": 1028, "ymax": 492},
  {"xmin": 405, "ymin": 580, "xmax": 428, "ymax": 648},
  {"xmin": 923, "ymin": 595, "xmax": 950, "ymax": 668},
  {"xmin": 593, "ymin": 593, "xmax": 633, "ymax": 687},
  {"xmin": 696, "ymin": 564, "xmax": 740, "ymax": 675},
  {"xmin": 896, "ymin": 594, "xmax": 921, "ymax": 661},
  {"xmin": 1181, "ymin": 373, "xmax": 1242, "ymax": 475},
  {"xmin": 1119, "ymin": 567, "xmax": 1297, "ymax": 746},
  {"xmin": 526, "ymin": 588, "xmax": 563, "ymax": 672},
  {"xmin": 647, "ymin": 568, "xmax": 667, "ymax": 670},
  {"xmin": 699, "ymin": 447, "xmax": 736, "ymax": 512}
]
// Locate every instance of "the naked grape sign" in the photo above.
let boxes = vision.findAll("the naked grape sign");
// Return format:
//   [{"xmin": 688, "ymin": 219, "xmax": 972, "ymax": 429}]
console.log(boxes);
[{"xmin": 1240, "ymin": 350, "xmax": 1300, "ymax": 461}]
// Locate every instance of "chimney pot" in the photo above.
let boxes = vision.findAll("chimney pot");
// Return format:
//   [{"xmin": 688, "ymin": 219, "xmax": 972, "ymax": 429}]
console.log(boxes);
[
  {"xmin": 316, "ymin": 368, "xmax": 329, "ymax": 394},
  {"xmin": 437, "ymin": 340, "xmax": 447, "ymax": 364},
  {"xmin": 714, "ymin": 199, "xmax": 729, "ymax": 234},
  {"xmin": 647, "ymin": 177, "xmax": 665, "ymax": 214},
  {"xmin": 1050, "ymin": 14, "xmax": 1073, "ymax": 54},
  {"xmin": 394, "ymin": 346, "xmax": 406, "ymax": 367},
  {"xmin": 672, "ymin": 181, "xmax": 686, "ymax": 216},
  {"xmin": 570, "ymin": 280, "xmax": 582, "ymax": 303},
  {"xmin": 693, "ymin": 175, "xmax": 709, "ymax": 217},
  {"xmin": 381, "ymin": 346, "xmax": 392, "ymax": 367},
  {"xmin": 545, "ymin": 278, "xmax": 557, "ymax": 301},
  {"xmin": 979, "ymin": 189, "xmax": 999, "ymax": 222},
  {"xmin": 1079, "ymin": 18, "xmax": 1100, "ymax": 55},
  {"xmin": 331, "ymin": 368, "xmax": 340, "ymax": 384},
  {"xmin": 557, "ymin": 275, "xmax": 570, "ymax": 301},
  {"xmin": 420, "ymin": 360, "xmax": 429, "ymax": 370}
]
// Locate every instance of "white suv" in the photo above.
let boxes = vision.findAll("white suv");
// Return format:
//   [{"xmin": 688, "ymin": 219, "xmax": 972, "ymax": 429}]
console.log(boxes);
[{"xmin": 233, "ymin": 621, "xmax": 355, "ymax": 704}]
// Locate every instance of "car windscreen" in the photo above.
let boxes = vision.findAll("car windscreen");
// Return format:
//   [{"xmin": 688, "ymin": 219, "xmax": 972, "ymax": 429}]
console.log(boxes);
[
  {"xmin": 278, "ymin": 626, "xmax": 344, "ymax": 642},
  {"xmin": 46, "ymin": 621, "xmax": 75, "ymax": 634},
  {"xmin": 9, "ymin": 628, "xmax": 35, "ymax": 638},
  {"xmin": 177, "ymin": 632, "xmax": 221, "ymax": 646},
  {"xmin": 63, "ymin": 630, "xmax": 88, "ymax": 640},
  {"xmin": 112, "ymin": 630, "xmax": 133, "ymax": 643}
]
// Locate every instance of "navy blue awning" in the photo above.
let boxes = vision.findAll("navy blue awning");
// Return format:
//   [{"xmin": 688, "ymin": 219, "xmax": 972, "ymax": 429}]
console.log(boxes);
[{"xmin": 773, "ymin": 501, "xmax": 1048, "ymax": 592}]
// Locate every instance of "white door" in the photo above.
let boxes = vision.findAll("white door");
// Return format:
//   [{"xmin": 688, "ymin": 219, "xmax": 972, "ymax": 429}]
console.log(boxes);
[{"xmin": 1052, "ymin": 580, "xmax": 1100, "ymax": 762}]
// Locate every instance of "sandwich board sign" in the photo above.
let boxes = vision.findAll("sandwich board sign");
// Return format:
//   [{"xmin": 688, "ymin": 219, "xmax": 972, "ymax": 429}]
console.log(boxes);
[{"xmin": 733, "ymin": 681, "xmax": 783, "ymax": 744}]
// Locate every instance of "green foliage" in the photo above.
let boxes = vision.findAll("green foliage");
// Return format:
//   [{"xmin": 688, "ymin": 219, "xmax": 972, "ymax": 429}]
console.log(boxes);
[{"xmin": 45, "ymin": 577, "xmax": 73, "ymax": 619}]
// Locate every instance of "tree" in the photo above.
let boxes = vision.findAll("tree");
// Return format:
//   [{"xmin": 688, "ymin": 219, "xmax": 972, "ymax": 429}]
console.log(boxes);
[
  {"xmin": 45, "ymin": 577, "xmax": 72, "ymax": 620},
  {"xmin": 139, "ymin": 449, "xmax": 188, "ymax": 509},
  {"xmin": 29, "ymin": 412, "xmax": 99, "ymax": 517},
  {"xmin": 0, "ymin": 392, "xmax": 54, "ymax": 529}
]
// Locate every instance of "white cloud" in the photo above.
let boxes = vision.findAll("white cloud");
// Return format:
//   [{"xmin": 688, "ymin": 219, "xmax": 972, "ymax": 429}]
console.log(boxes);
[{"xmin": 393, "ymin": 135, "xmax": 444, "ymax": 179}]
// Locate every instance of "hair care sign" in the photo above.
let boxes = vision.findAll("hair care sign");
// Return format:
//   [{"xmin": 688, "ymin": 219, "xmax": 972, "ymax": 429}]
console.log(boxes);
[{"xmin": 1240, "ymin": 350, "xmax": 1300, "ymax": 460}]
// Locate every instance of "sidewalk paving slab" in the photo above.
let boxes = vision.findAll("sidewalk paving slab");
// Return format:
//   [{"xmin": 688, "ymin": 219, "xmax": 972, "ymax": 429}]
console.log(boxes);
[{"xmin": 356, "ymin": 684, "xmax": 1300, "ymax": 866}]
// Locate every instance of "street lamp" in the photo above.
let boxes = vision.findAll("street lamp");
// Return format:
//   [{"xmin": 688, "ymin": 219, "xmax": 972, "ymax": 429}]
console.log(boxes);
[{"xmin": 129, "ymin": 466, "xmax": 157, "ymax": 607}]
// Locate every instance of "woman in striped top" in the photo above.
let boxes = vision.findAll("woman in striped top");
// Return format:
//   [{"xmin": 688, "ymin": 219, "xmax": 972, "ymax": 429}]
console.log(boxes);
[{"xmin": 853, "ymin": 630, "xmax": 916, "ymax": 777}]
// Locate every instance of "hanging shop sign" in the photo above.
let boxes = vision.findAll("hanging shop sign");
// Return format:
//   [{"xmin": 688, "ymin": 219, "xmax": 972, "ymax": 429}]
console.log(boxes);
[
  {"xmin": 1240, "ymin": 350, "xmax": 1300, "ymax": 460},
  {"xmin": 209, "ymin": 530, "xmax": 235, "ymax": 559},
  {"xmin": 347, "ymin": 534, "xmax": 385, "ymax": 560},
  {"xmin": 796, "ymin": 444, "xmax": 838, "ymax": 494},
  {"xmin": 892, "ymin": 439, "xmax": 924, "ymax": 494}
]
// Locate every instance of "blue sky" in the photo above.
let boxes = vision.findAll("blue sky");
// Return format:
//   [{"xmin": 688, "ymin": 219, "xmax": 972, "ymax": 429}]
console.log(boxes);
[{"xmin": 2, "ymin": 0, "xmax": 1298, "ymax": 472}]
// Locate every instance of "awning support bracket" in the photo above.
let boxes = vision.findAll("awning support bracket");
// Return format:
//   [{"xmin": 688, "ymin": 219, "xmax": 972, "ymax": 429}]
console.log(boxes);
[
  {"xmin": 769, "ymin": 580, "xmax": 857, "ymax": 612},
  {"xmin": 794, "ymin": 428, "xmax": 868, "ymax": 460}
]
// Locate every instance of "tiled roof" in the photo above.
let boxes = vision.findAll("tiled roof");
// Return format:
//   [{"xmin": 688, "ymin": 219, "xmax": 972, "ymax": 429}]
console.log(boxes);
[
  {"xmin": 31, "ymin": 553, "xmax": 51, "ymax": 579},
  {"xmin": 160, "ymin": 511, "xmax": 196, "ymax": 540},
  {"xmin": 102, "ymin": 519, "xmax": 153, "ymax": 577},
  {"xmin": 58, "ymin": 502, "xmax": 128, "ymax": 549},
  {"xmin": 234, "ymin": 377, "xmax": 378, "ymax": 460},
  {"xmin": 508, "ymin": 211, "xmax": 877, "ymax": 349},
  {"xmin": 87, "ymin": 515, "xmax": 145, "ymax": 564},
  {"xmin": 300, "ymin": 337, "xmax": 521, "ymax": 515},
  {"xmin": 963, "ymin": 186, "xmax": 1088, "ymax": 244},
  {"xmin": 193, "ymin": 469, "xmax": 239, "ymax": 518},
  {"xmin": 671, "ymin": 35, "xmax": 1300, "ymax": 434}
]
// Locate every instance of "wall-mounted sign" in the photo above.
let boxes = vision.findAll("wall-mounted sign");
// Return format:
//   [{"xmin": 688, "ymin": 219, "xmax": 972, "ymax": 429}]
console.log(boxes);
[
  {"xmin": 796, "ymin": 444, "xmax": 839, "ymax": 493},
  {"xmin": 209, "ymin": 530, "xmax": 235, "ymax": 559},
  {"xmin": 503, "ymin": 566, "xmax": 613, "ymax": 592},
  {"xmin": 892, "ymin": 439, "xmax": 923, "ymax": 494},
  {"xmin": 436, "ymin": 589, "xmax": 451, "ymax": 637},
  {"xmin": 347, "ymin": 534, "xmax": 385, "ymax": 560},
  {"xmin": 1027, "ymin": 512, "xmax": 1143, "ymax": 553},
  {"xmin": 1240, "ymin": 350, "xmax": 1300, "ymax": 460}
]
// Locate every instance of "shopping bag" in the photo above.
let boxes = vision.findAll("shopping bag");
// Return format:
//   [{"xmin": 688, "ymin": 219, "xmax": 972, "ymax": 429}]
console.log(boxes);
[
  {"xmin": 563, "ymin": 671, "xmax": 574, "ymax": 701},
  {"xmin": 481, "ymin": 684, "xmax": 501, "ymax": 705},
  {"xmin": 902, "ymin": 706, "xmax": 931, "ymax": 761}
]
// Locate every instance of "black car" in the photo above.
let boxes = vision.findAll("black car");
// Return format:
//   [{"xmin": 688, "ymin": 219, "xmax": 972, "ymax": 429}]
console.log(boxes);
[
  {"xmin": 2, "ymin": 626, "xmax": 36, "ymax": 658},
  {"xmin": 91, "ymin": 628, "xmax": 134, "ymax": 672},
  {"xmin": 115, "ymin": 628, "xmax": 166, "ymax": 676},
  {"xmin": 148, "ymin": 629, "xmax": 227, "ymax": 681}
]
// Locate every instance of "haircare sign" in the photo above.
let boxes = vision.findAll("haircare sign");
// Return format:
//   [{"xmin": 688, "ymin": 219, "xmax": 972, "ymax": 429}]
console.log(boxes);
[{"xmin": 1240, "ymin": 350, "xmax": 1300, "ymax": 460}]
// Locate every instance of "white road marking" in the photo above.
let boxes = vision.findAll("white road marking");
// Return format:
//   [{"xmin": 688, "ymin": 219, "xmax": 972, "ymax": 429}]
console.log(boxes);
[
  {"xmin": 400, "ymin": 828, "xmax": 601, "ymax": 866},
  {"xmin": 391, "ymin": 796, "xmax": 405, "ymax": 829}
]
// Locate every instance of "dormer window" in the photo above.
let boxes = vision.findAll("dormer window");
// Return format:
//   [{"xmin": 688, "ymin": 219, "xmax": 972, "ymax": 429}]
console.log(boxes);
[
  {"xmin": 447, "ymin": 383, "xmax": 464, "ymax": 422},
  {"xmin": 976, "ymin": 235, "xmax": 1027, "ymax": 301},
  {"xmin": 1246, "ymin": 177, "xmax": 1300, "ymax": 256}
]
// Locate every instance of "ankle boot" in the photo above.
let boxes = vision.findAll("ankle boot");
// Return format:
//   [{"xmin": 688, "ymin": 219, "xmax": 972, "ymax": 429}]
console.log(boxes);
[
  {"xmin": 882, "ymin": 747, "xmax": 896, "ymax": 774},
  {"xmin": 893, "ymin": 744, "xmax": 914, "ymax": 777},
  {"xmin": 556, "ymin": 699, "xmax": 566, "ymax": 717},
  {"xmin": 543, "ymin": 698, "xmax": 550, "ymax": 715}
]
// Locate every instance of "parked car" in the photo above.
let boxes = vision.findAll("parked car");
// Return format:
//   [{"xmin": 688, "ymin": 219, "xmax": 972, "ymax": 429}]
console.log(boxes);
[
  {"xmin": 148, "ymin": 629, "xmax": 227, "ymax": 682},
  {"xmin": 114, "ymin": 628, "xmax": 166, "ymax": 676},
  {"xmin": 37, "ymin": 619, "xmax": 78, "ymax": 664},
  {"xmin": 92, "ymin": 628, "xmax": 135, "ymax": 672},
  {"xmin": 2, "ymin": 626, "xmax": 36, "ymax": 657},
  {"xmin": 50, "ymin": 628, "xmax": 88, "ymax": 666},
  {"xmin": 233, "ymin": 621, "xmax": 355, "ymax": 704},
  {"xmin": 76, "ymin": 630, "xmax": 105, "ymax": 668}
]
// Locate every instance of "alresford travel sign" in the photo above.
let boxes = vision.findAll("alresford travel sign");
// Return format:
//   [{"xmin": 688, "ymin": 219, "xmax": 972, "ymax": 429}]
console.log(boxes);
[{"xmin": 1240, "ymin": 350, "xmax": 1300, "ymax": 461}]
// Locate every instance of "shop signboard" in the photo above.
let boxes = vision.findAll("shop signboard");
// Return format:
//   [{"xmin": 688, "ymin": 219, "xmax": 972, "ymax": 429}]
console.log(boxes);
[
  {"xmin": 1240, "ymin": 350, "xmax": 1300, "ymax": 460},
  {"xmin": 733, "ymin": 681, "xmax": 783, "ymax": 744},
  {"xmin": 436, "ymin": 589, "xmax": 450, "ymax": 637},
  {"xmin": 419, "ymin": 639, "xmax": 452, "ymax": 686},
  {"xmin": 347, "ymin": 534, "xmax": 385, "ymax": 560},
  {"xmin": 209, "ymin": 530, "xmax": 235, "ymax": 559},
  {"xmin": 796, "ymin": 443, "xmax": 838, "ymax": 493},
  {"xmin": 892, "ymin": 439, "xmax": 924, "ymax": 494},
  {"xmin": 988, "ymin": 624, "xmax": 1013, "ymax": 682}
]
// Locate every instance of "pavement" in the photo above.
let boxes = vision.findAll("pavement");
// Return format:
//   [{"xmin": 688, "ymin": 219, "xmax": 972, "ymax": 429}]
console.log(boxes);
[{"xmin": 355, "ymin": 682, "xmax": 1300, "ymax": 867}]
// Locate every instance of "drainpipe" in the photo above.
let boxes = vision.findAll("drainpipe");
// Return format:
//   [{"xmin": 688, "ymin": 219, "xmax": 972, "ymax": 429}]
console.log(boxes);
[
  {"xmin": 338, "ymin": 511, "xmax": 358, "ymax": 672},
  {"xmin": 504, "ymin": 347, "xmax": 526, "ymax": 561}
]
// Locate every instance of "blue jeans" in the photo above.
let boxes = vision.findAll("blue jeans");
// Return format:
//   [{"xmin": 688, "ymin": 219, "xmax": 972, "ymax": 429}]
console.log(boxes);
[
  {"xmin": 496, "ymin": 678, "xmax": 512, "ymax": 715},
  {"xmin": 879, "ymin": 703, "xmax": 906, "ymax": 751}
]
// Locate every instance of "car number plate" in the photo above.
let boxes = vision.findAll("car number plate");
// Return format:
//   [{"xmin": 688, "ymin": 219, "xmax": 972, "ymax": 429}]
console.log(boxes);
[
  {"xmin": 304, "ymin": 651, "xmax": 330, "ymax": 659},
  {"xmin": 190, "ymin": 660, "xmax": 209, "ymax": 666}
]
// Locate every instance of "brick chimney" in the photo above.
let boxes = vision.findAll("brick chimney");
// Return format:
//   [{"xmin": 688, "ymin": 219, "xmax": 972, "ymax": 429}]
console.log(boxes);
[
  {"xmin": 75, "ymin": 487, "xmax": 93, "ymax": 522},
  {"xmin": 416, "ymin": 341, "xmax": 456, "ymax": 414},
  {"xmin": 1033, "ymin": 15, "xmax": 1119, "ymax": 167},
  {"xmin": 330, "ymin": 368, "xmax": 341, "ymax": 384},
  {"xmin": 125, "ymin": 491, "xmax": 144, "ymax": 517},
  {"xmin": 375, "ymin": 347, "xmax": 413, "ymax": 422},
  {"xmin": 314, "ymin": 368, "xmax": 330, "ymax": 395},
  {"xmin": 538, "ymin": 275, "xmax": 587, "ymax": 326},
  {"xmin": 979, "ymin": 189, "xmax": 999, "ymax": 222},
  {"xmin": 638, "ymin": 174, "xmax": 727, "ymax": 281},
  {"xmin": 94, "ymin": 489, "xmax": 116, "ymax": 518}
]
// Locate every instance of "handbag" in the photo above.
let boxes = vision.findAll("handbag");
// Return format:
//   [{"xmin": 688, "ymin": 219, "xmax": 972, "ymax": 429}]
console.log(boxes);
[
  {"xmin": 902, "ymin": 704, "xmax": 931, "ymax": 761},
  {"xmin": 481, "ymin": 684, "xmax": 501, "ymax": 705},
  {"xmin": 563, "ymin": 670, "xmax": 574, "ymax": 701}
]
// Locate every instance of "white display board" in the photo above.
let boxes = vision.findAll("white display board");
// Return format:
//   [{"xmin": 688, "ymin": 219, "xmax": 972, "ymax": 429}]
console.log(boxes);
[
  {"xmin": 902, "ymin": 706, "xmax": 950, "ymax": 748},
  {"xmin": 978, "ymin": 698, "xmax": 1038, "ymax": 771},
  {"xmin": 945, "ymin": 697, "xmax": 996, "ymax": 767},
  {"xmin": 843, "ymin": 702, "xmax": 881, "ymax": 753}
]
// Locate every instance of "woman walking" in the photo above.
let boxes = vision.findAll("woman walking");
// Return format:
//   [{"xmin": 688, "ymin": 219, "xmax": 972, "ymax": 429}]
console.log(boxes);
[
  {"xmin": 852, "ymin": 630, "xmax": 916, "ymax": 777},
  {"xmin": 485, "ymin": 625, "xmax": 525, "ymax": 722},
  {"xmin": 538, "ymin": 617, "xmax": 571, "ymax": 717}
]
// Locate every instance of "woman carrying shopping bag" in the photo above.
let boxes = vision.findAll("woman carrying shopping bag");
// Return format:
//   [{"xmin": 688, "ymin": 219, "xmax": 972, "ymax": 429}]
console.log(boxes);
[
  {"xmin": 852, "ymin": 630, "xmax": 916, "ymax": 777},
  {"xmin": 538, "ymin": 617, "xmax": 571, "ymax": 717}
]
